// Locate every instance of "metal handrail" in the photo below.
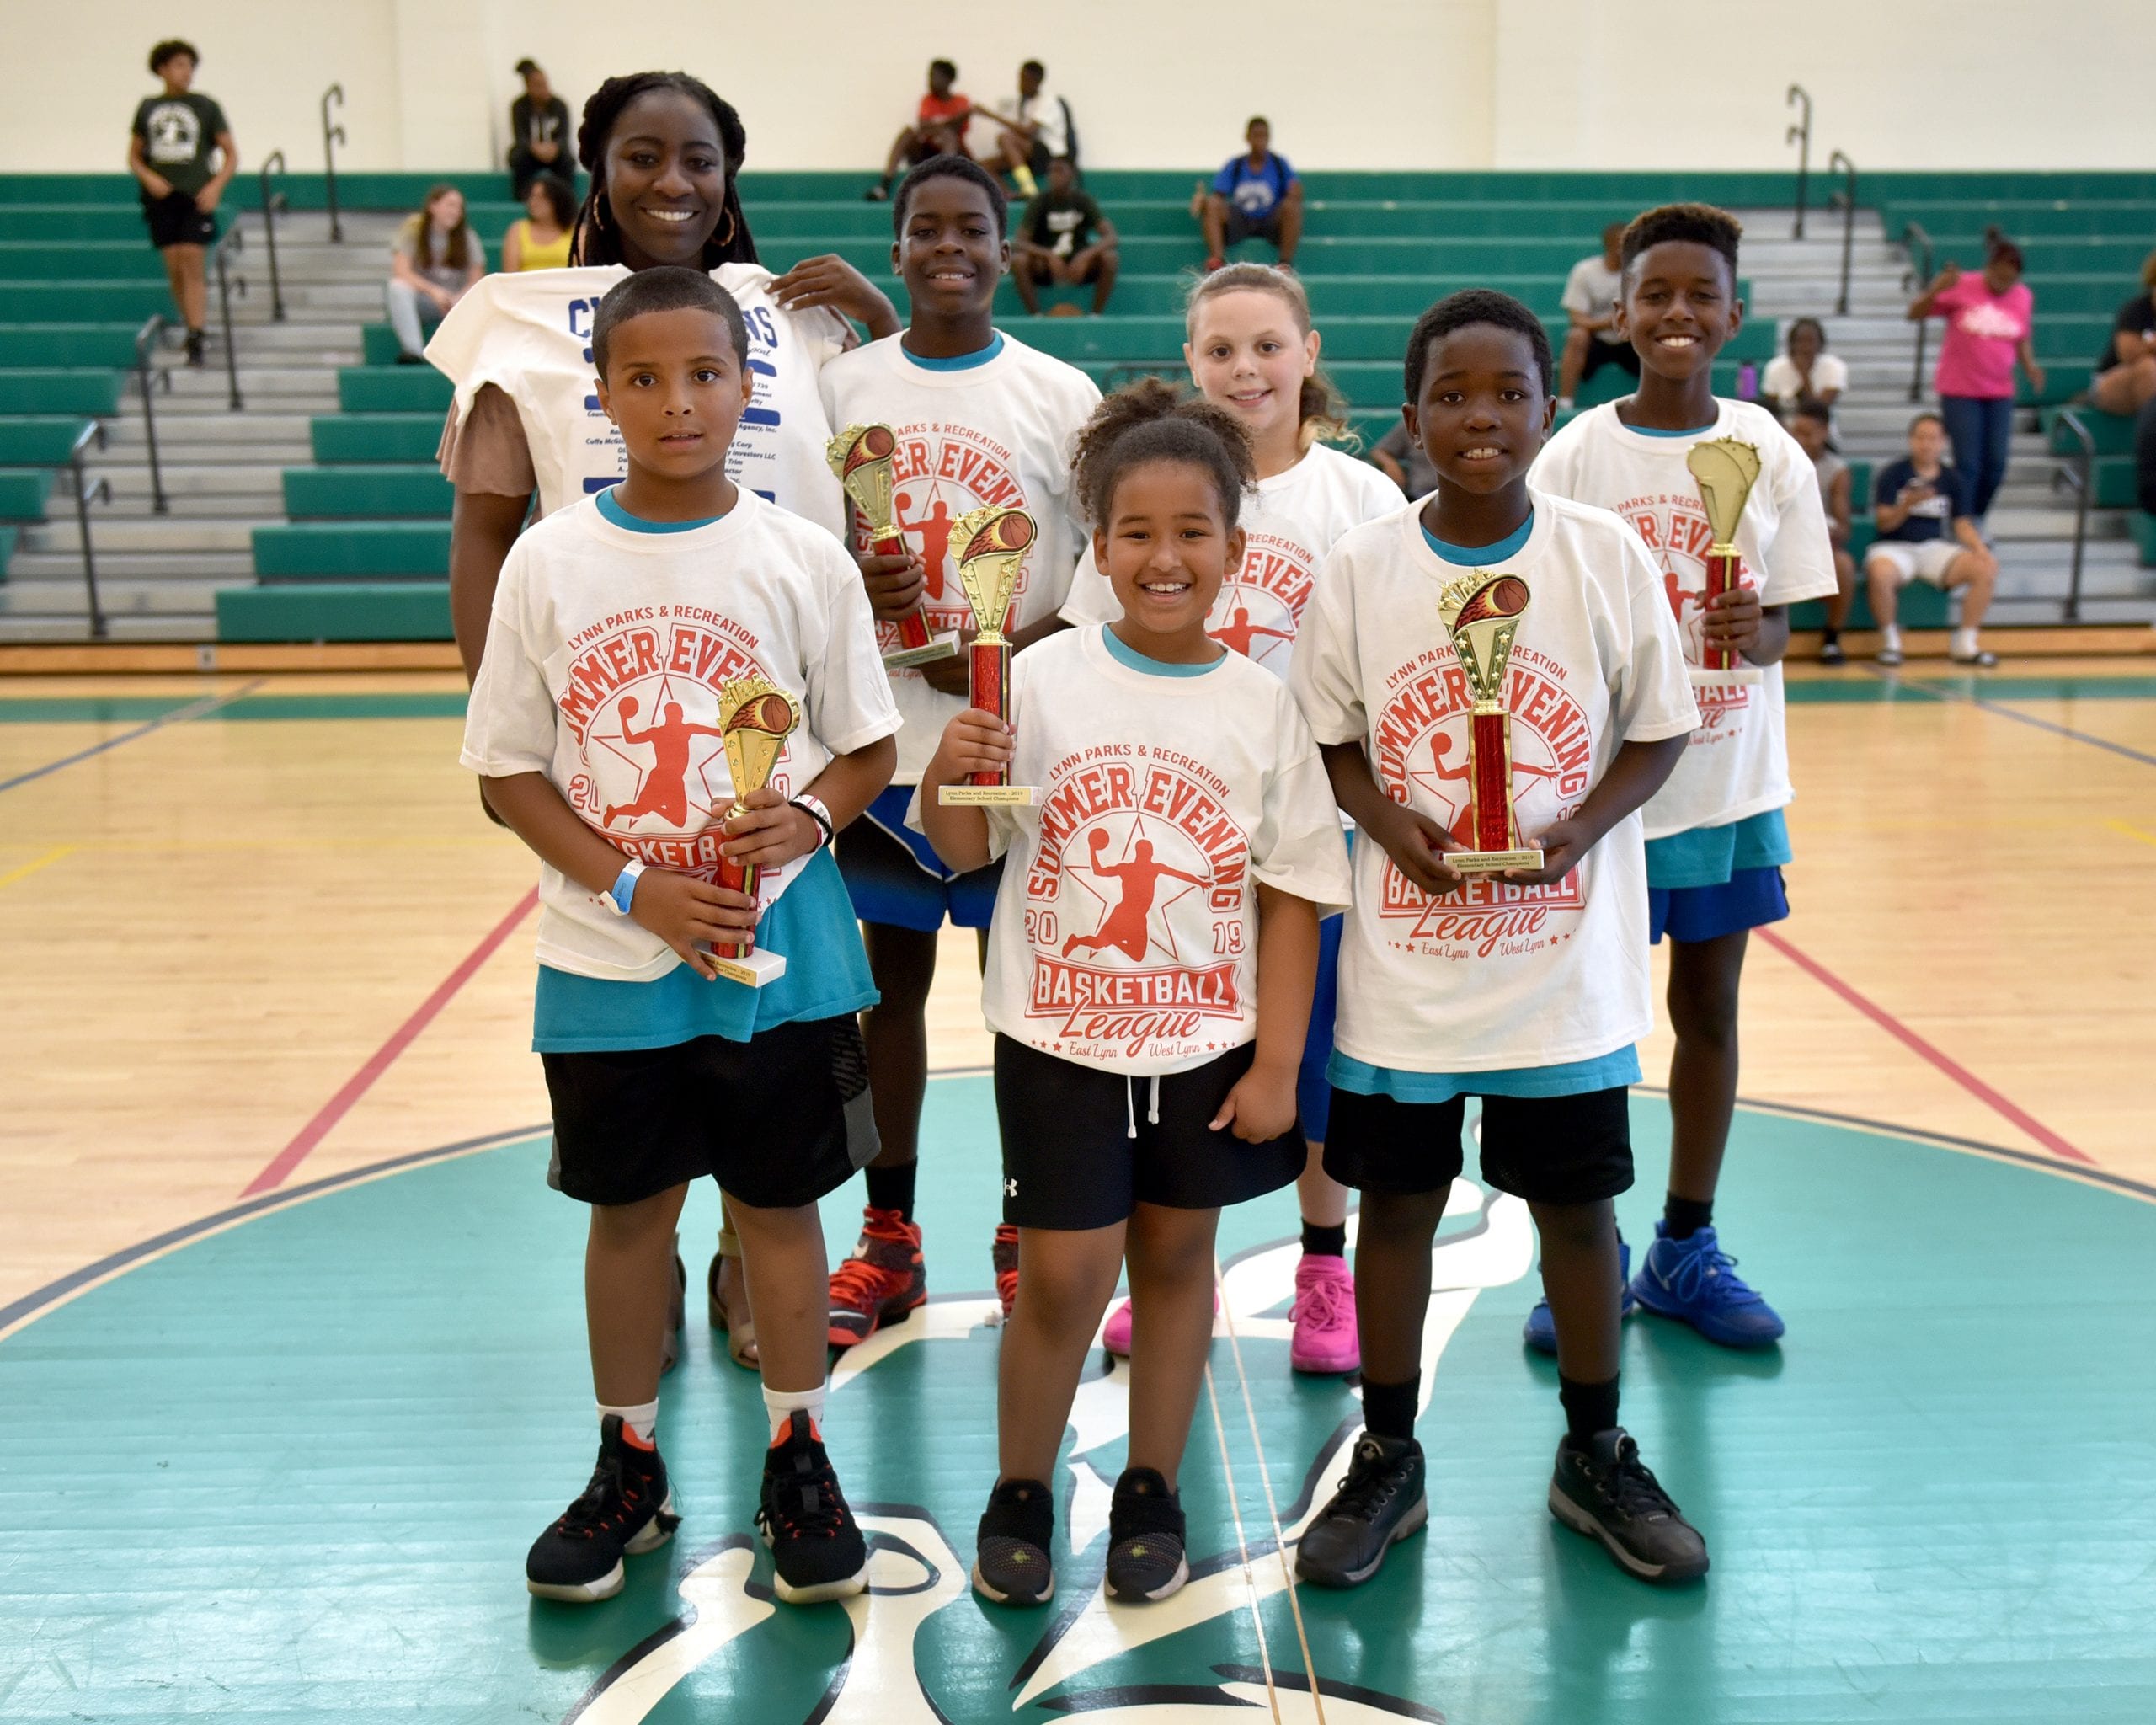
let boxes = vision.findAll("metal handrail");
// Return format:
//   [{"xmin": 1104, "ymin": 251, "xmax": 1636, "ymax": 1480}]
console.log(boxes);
[
  {"xmin": 1786, "ymin": 85, "xmax": 1813, "ymax": 239},
  {"xmin": 1827, "ymin": 149, "xmax": 1858, "ymax": 315},
  {"xmin": 68, "ymin": 420, "xmax": 112, "ymax": 638},
  {"xmin": 131, "ymin": 314, "xmax": 172, "ymax": 515},
  {"xmin": 2052, "ymin": 409, "xmax": 2095, "ymax": 622},
  {"xmin": 257, "ymin": 149, "xmax": 288, "ymax": 320},
  {"xmin": 211, "ymin": 224, "xmax": 247, "ymax": 410},
  {"xmin": 1900, "ymin": 222, "xmax": 1935, "ymax": 403},
  {"xmin": 321, "ymin": 85, "xmax": 347, "ymax": 242}
]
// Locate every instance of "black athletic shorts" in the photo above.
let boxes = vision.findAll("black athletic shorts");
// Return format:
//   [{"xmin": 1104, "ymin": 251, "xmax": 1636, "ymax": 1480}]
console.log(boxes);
[
  {"xmin": 542, "ymin": 1014, "xmax": 878, "ymax": 1209},
  {"xmin": 993, "ymin": 1034, "xmax": 1305, "ymax": 1230},
  {"xmin": 1323, "ymin": 1083, "xmax": 1633, "ymax": 1206},
  {"xmin": 1022, "ymin": 252, "xmax": 1103, "ymax": 285},
  {"xmin": 141, "ymin": 190, "xmax": 217, "ymax": 250},
  {"xmin": 1580, "ymin": 337, "xmax": 1642, "ymax": 383},
  {"xmin": 1223, "ymin": 206, "xmax": 1285, "ymax": 248}
]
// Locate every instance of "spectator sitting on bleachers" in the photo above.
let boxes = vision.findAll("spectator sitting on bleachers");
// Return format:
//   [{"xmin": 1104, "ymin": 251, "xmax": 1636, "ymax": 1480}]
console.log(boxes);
[
  {"xmin": 502, "ymin": 174, "xmax": 574, "ymax": 272},
  {"xmin": 2140, "ymin": 395, "xmax": 2156, "ymax": 515},
  {"xmin": 1554, "ymin": 223, "xmax": 1637, "ymax": 411},
  {"xmin": 1762, "ymin": 317, "xmax": 1848, "ymax": 425},
  {"xmin": 973, "ymin": 60, "xmax": 1073, "ymax": 200},
  {"xmin": 2091, "ymin": 249, "xmax": 2156, "ymax": 419},
  {"xmin": 1011, "ymin": 158, "xmax": 1118, "ymax": 316},
  {"xmin": 1865, "ymin": 410, "xmax": 1999, "ymax": 669},
  {"xmin": 1788, "ymin": 402, "xmax": 1856, "ymax": 664},
  {"xmin": 127, "ymin": 39, "xmax": 237, "ymax": 369},
  {"xmin": 388, "ymin": 185, "xmax": 486, "ymax": 363},
  {"xmin": 508, "ymin": 61, "xmax": 571, "ymax": 199},
  {"xmin": 1908, "ymin": 228, "xmax": 2045, "ymax": 531},
  {"xmin": 1370, "ymin": 419, "xmax": 1438, "ymax": 499},
  {"xmin": 1198, "ymin": 117, "xmax": 1301, "ymax": 273},
  {"xmin": 865, "ymin": 61, "xmax": 972, "ymax": 202}
]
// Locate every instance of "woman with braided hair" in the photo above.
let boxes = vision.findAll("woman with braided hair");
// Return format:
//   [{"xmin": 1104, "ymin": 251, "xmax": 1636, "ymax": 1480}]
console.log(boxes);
[{"xmin": 430, "ymin": 70, "xmax": 900, "ymax": 1375}]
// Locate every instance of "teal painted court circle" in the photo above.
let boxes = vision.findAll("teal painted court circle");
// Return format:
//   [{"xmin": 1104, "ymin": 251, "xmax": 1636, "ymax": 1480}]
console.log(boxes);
[{"xmin": 3, "ymin": 1081, "xmax": 2152, "ymax": 1723}]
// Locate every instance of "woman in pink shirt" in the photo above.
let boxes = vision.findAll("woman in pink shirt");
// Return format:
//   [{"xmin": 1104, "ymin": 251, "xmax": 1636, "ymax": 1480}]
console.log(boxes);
[{"xmin": 1908, "ymin": 229, "xmax": 2045, "ymax": 526}]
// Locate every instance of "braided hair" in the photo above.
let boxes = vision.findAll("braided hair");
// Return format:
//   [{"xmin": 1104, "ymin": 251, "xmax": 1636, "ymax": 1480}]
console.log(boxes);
[
  {"xmin": 568, "ymin": 72, "xmax": 759, "ymax": 270},
  {"xmin": 1072, "ymin": 377, "xmax": 1257, "ymax": 530}
]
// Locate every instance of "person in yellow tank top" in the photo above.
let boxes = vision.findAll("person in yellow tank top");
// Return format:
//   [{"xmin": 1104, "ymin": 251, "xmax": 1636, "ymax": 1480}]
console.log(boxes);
[{"xmin": 503, "ymin": 174, "xmax": 574, "ymax": 271}]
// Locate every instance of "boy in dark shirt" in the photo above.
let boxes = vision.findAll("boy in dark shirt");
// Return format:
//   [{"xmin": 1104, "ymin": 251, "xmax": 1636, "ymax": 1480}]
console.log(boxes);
[
  {"xmin": 1863, "ymin": 411, "xmax": 1999, "ymax": 667},
  {"xmin": 127, "ymin": 40, "xmax": 236, "ymax": 366},
  {"xmin": 1012, "ymin": 158, "xmax": 1119, "ymax": 315}
]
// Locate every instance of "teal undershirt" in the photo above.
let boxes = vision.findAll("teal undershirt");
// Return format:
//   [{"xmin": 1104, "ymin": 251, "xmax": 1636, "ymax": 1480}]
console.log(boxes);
[
  {"xmin": 1632, "ymin": 421, "xmax": 1719, "ymax": 439},
  {"xmin": 1100, "ymin": 623, "xmax": 1226, "ymax": 677},
  {"xmin": 594, "ymin": 486, "xmax": 726, "ymax": 533},
  {"xmin": 1329, "ymin": 1045, "xmax": 1641, "ymax": 1104},
  {"xmin": 899, "ymin": 332, "xmax": 1005, "ymax": 371},
  {"xmin": 1421, "ymin": 510, "xmax": 1534, "ymax": 565},
  {"xmin": 1645, "ymin": 808, "xmax": 1792, "ymax": 889}
]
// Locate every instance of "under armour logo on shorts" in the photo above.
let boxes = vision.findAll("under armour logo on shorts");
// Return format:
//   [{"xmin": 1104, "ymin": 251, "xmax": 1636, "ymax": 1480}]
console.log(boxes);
[{"xmin": 1005, "ymin": 1178, "xmax": 1018, "ymax": 1198}]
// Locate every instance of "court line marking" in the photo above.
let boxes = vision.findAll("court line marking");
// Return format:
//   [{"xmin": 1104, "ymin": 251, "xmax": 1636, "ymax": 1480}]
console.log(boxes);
[
  {"xmin": 0, "ymin": 845, "xmax": 72, "ymax": 889},
  {"xmin": 1198, "ymin": 1358, "xmax": 1284, "ymax": 1722},
  {"xmin": 1867, "ymin": 666, "xmax": 2156, "ymax": 767},
  {"xmin": 239, "ymin": 888, "xmax": 541, "ymax": 1197},
  {"xmin": 0, "ymin": 680, "xmax": 266, "ymax": 793},
  {"xmin": 2109, "ymin": 819, "xmax": 2156, "ymax": 848},
  {"xmin": 1755, "ymin": 926, "xmax": 2093, "ymax": 1165}
]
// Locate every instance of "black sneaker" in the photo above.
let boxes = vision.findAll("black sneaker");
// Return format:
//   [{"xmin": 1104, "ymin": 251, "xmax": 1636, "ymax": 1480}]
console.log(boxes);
[
  {"xmin": 972, "ymin": 1477, "xmax": 1055, "ymax": 1605},
  {"xmin": 756, "ymin": 1410, "xmax": 868, "ymax": 1604},
  {"xmin": 1106, "ymin": 1467, "xmax": 1188, "ymax": 1602},
  {"xmin": 184, "ymin": 329, "xmax": 205, "ymax": 367},
  {"xmin": 1818, "ymin": 638, "xmax": 1847, "ymax": 666},
  {"xmin": 1294, "ymin": 1432, "xmax": 1428, "ymax": 1588},
  {"xmin": 526, "ymin": 1415, "xmax": 680, "ymax": 1602},
  {"xmin": 1548, "ymin": 1428, "xmax": 1709, "ymax": 1583}
]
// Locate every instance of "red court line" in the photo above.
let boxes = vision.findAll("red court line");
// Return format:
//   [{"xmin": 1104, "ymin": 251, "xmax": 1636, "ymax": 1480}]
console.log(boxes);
[
  {"xmin": 1755, "ymin": 926, "xmax": 2093, "ymax": 1166},
  {"xmin": 240, "ymin": 889, "xmax": 540, "ymax": 1197}
]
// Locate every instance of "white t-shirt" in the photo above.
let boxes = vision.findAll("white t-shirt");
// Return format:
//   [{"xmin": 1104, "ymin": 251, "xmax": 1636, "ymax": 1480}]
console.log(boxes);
[
  {"xmin": 1760, "ymin": 351, "xmax": 1849, "ymax": 411},
  {"xmin": 1530, "ymin": 399, "xmax": 1838, "ymax": 839},
  {"xmin": 1289, "ymin": 494, "xmax": 1700, "ymax": 1072},
  {"xmin": 1561, "ymin": 255, "xmax": 1625, "ymax": 345},
  {"xmin": 426, "ymin": 264, "xmax": 853, "ymax": 538},
  {"xmin": 460, "ymin": 491, "xmax": 899, "ymax": 982},
  {"xmin": 818, "ymin": 330, "xmax": 1101, "ymax": 782},
  {"xmin": 964, "ymin": 626, "xmax": 1352, "ymax": 1076},
  {"xmin": 990, "ymin": 88, "xmax": 1070, "ymax": 159},
  {"xmin": 1060, "ymin": 442, "xmax": 1403, "ymax": 683}
]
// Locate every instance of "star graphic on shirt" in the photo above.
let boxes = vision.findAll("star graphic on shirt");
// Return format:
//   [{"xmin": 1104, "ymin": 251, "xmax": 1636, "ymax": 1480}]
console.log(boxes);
[
  {"xmin": 584, "ymin": 674, "xmax": 733, "ymax": 827},
  {"xmin": 1062, "ymin": 814, "xmax": 1209, "ymax": 966}
]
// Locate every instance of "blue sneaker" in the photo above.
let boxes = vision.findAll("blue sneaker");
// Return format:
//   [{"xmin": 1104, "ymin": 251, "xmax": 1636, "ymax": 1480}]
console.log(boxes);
[
  {"xmin": 1628, "ymin": 1222, "xmax": 1785, "ymax": 1348},
  {"xmin": 1523, "ymin": 1242, "xmax": 1634, "ymax": 1355}
]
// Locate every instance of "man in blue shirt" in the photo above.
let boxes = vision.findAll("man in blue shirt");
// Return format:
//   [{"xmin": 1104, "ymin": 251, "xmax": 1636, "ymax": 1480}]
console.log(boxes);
[
  {"xmin": 1198, "ymin": 116, "xmax": 1302, "ymax": 271},
  {"xmin": 1863, "ymin": 410, "xmax": 1999, "ymax": 667}
]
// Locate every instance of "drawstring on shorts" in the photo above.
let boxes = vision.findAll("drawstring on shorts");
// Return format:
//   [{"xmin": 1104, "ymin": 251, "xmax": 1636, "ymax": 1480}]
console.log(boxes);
[{"xmin": 1125, "ymin": 1075, "xmax": 1162, "ymax": 1140}]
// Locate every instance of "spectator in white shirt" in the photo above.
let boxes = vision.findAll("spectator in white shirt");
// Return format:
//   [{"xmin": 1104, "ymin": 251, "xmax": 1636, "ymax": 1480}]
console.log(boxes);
[
  {"xmin": 974, "ymin": 60, "xmax": 1072, "ymax": 200},
  {"xmin": 1554, "ymin": 223, "xmax": 1638, "ymax": 412},
  {"xmin": 1761, "ymin": 318, "xmax": 1848, "ymax": 425}
]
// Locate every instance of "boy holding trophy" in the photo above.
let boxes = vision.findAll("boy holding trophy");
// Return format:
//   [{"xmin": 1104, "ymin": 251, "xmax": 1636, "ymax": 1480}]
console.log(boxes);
[
  {"xmin": 461, "ymin": 268, "xmax": 899, "ymax": 1608},
  {"xmin": 1532, "ymin": 206, "xmax": 1838, "ymax": 1351},
  {"xmin": 1289, "ymin": 291, "xmax": 1703, "ymax": 1586}
]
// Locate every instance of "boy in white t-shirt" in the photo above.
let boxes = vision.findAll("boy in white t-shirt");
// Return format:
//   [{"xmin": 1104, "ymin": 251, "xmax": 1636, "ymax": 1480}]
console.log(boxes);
[
  {"xmin": 917, "ymin": 382, "xmax": 1350, "ymax": 1608},
  {"xmin": 816, "ymin": 154, "xmax": 1101, "ymax": 1343},
  {"xmin": 1289, "ymin": 292, "xmax": 1706, "ymax": 1587},
  {"xmin": 460, "ymin": 270, "xmax": 899, "ymax": 1610},
  {"xmin": 1532, "ymin": 206, "xmax": 1838, "ymax": 1354}
]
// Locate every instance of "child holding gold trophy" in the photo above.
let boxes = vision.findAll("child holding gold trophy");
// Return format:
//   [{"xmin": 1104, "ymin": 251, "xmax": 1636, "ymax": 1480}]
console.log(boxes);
[
  {"xmin": 1533, "ymin": 205, "xmax": 1838, "ymax": 1354},
  {"xmin": 461, "ymin": 268, "xmax": 899, "ymax": 1610},
  {"xmin": 1289, "ymin": 291, "xmax": 1702, "ymax": 1587}
]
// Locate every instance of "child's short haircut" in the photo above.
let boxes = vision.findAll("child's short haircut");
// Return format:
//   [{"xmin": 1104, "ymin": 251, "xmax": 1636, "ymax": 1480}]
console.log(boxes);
[
  {"xmin": 149, "ymin": 38, "xmax": 198, "ymax": 72},
  {"xmin": 1186, "ymin": 263, "xmax": 1352, "ymax": 449},
  {"xmin": 590, "ymin": 267, "xmax": 748, "ymax": 378},
  {"xmin": 1793, "ymin": 401, "xmax": 1832, "ymax": 428},
  {"xmin": 1620, "ymin": 202, "xmax": 1742, "ymax": 283},
  {"xmin": 929, "ymin": 58, "xmax": 958, "ymax": 82},
  {"xmin": 1908, "ymin": 409, "xmax": 1945, "ymax": 435},
  {"xmin": 1402, "ymin": 289, "xmax": 1555, "ymax": 403},
  {"xmin": 1072, "ymin": 377, "xmax": 1256, "ymax": 530},
  {"xmin": 893, "ymin": 154, "xmax": 1009, "ymax": 240}
]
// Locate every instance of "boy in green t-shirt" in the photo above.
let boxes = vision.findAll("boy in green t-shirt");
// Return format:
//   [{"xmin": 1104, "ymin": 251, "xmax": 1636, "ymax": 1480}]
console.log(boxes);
[{"xmin": 127, "ymin": 39, "xmax": 237, "ymax": 366}]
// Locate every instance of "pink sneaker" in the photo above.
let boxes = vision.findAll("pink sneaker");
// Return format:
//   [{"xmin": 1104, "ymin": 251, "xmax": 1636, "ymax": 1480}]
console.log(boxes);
[
  {"xmin": 1289, "ymin": 1253, "xmax": 1360, "ymax": 1375},
  {"xmin": 1102, "ymin": 1297, "xmax": 1134, "ymax": 1357}
]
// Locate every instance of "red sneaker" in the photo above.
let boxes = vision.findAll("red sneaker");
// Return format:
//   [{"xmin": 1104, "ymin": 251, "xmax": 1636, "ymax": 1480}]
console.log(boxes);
[
  {"xmin": 826, "ymin": 1206, "xmax": 926, "ymax": 1349},
  {"xmin": 992, "ymin": 1223, "xmax": 1020, "ymax": 1322}
]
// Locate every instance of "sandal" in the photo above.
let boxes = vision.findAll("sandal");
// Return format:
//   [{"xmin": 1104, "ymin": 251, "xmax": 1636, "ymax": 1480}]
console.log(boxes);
[{"xmin": 707, "ymin": 1223, "xmax": 759, "ymax": 1370}]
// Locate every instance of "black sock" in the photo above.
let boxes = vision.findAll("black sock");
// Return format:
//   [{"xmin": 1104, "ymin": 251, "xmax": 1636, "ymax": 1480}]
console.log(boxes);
[
  {"xmin": 1360, "ymin": 1374, "xmax": 1419, "ymax": 1443},
  {"xmin": 1301, "ymin": 1219, "xmax": 1348, "ymax": 1258},
  {"xmin": 865, "ymin": 1161, "xmax": 918, "ymax": 1222},
  {"xmin": 1663, "ymin": 1194, "xmax": 1714, "ymax": 1240},
  {"xmin": 1558, "ymin": 1373, "xmax": 1620, "ymax": 1445},
  {"xmin": 1821, "ymin": 624, "xmax": 1840, "ymax": 645}
]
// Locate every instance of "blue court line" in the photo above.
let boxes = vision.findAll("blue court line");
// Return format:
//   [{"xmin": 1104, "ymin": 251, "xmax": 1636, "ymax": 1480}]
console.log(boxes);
[
  {"xmin": 1865, "ymin": 665, "xmax": 2156, "ymax": 767},
  {"xmin": 0, "ymin": 679, "xmax": 265, "ymax": 794}
]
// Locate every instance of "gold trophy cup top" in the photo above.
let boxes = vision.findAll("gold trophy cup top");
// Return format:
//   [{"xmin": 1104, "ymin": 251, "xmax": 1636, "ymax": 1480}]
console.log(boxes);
[
  {"xmin": 950, "ymin": 505, "xmax": 1038, "ymax": 644},
  {"xmin": 1685, "ymin": 437, "xmax": 1762, "ymax": 554},
  {"xmin": 717, "ymin": 676, "xmax": 801, "ymax": 813},
  {"xmin": 1435, "ymin": 570, "xmax": 1531, "ymax": 707},
  {"xmin": 825, "ymin": 423, "xmax": 899, "ymax": 541}
]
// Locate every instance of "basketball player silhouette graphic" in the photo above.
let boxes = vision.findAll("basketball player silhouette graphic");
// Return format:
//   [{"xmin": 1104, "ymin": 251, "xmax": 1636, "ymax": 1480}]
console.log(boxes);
[
  {"xmin": 1210, "ymin": 603, "xmax": 1294, "ymax": 660},
  {"xmin": 1060, "ymin": 830, "xmax": 1210, "ymax": 962},
  {"xmin": 895, "ymin": 492, "xmax": 956, "ymax": 600},
  {"xmin": 601, "ymin": 697, "xmax": 728, "ymax": 827}
]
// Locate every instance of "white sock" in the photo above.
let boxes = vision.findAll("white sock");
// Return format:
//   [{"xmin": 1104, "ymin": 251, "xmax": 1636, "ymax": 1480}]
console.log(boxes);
[
  {"xmin": 599, "ymin": 1398, "xmax": 659, "ymax": 1445},
  {"xmin": 1951, "ymin": 625, "xmax": 1978, "ymax": 657},
  {"xmin": 763, "ymin": 1382, "xmax": 827, "ymax": 1442},
  {"xmin": 1881, "ymin": 622, "xmax": 1903, "ymax": 651}
]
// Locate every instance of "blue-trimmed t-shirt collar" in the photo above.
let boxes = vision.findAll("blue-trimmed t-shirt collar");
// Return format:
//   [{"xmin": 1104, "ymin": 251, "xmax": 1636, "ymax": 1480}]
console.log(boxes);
[
  {"xmin": 1633, "ymin": 421, "xmax": 1719, "ymax": 439},
  {"xmin": 899, "ymin": 331, "xmax": 1005, "ymax": 371},
  {"xmin": 595, "ymin": 486, "xmax": 728, "ymax": 534},
  {"xmin": 1100, "ymin": 623, "xmax": 1225, "ymax": 677},
  {"xmin": 1421, "ymin": 509, "xmax": 1534, "ymax": 566}
]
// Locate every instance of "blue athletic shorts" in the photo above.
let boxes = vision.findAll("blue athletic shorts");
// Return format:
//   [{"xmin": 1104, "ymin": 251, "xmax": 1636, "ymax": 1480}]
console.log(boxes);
[
  {"xmin": 1649, "ymin": 867, "xmax": 1790, "ymax": 944},
  {"xmin": 836, "ymin": 783, "xmax": 1003, "ymax": 932},
  {"xmin": 1296, "ymin": 913, "xmax": 1342, "ymax": 1142},
  {"xmin": 1645, "ymin": 809, "xmax": 1792, "ymax": 945}
]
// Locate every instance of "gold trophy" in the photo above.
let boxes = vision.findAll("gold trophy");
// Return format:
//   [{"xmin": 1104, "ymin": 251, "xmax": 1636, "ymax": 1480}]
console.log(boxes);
[
  {"xmin": 1434, "ymin": 570, "xmax": 1542, "ymax": 874},
  {"xmin": 708, "ymin": 676, "xmax": 802, "ymax": 987},
  {"xmin": 938, "ymin": 504, "xmax": 1039, "ymax": 807},
  {"xmin": 825, "ymin": 423, "xmax": 962, "ymax": 670},
  {"xmin": 1685, "ymin": 437, "xmax": 1764, "ymax": 686}
]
